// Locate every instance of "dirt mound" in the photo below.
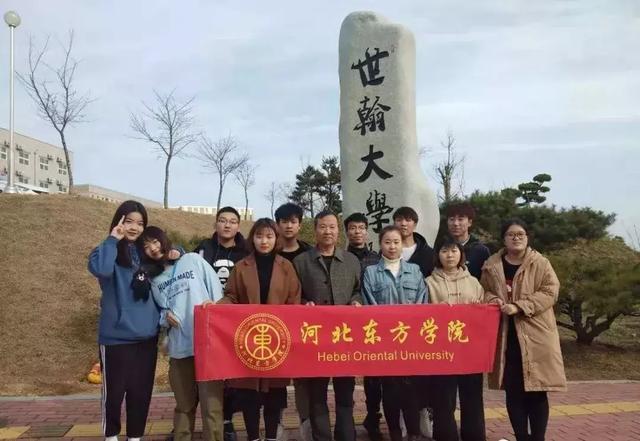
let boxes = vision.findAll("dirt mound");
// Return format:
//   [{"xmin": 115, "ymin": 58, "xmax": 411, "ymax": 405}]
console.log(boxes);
[{"xmin": 0, "ymin": 194, "xmax": 250, "ymax": 395}]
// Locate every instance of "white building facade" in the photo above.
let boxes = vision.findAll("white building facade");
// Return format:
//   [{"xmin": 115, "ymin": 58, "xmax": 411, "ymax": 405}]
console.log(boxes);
[
  {"xmin": 0, "ymin": 128, "xmax": 72, "ymax": 193},
  {"xmin": 176, "ymin": 205, "xmax": 254, "ymax": 220}
]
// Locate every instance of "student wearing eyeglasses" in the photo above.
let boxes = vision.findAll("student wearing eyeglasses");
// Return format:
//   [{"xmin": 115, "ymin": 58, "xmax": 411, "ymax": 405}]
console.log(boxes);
[
  {"xmin": 193, "ymin": 206, "xmax": 249, "ymax": 441},
  {"xmin": 480, "ymin": 219, "xmax": 566, "ymax": 441}
]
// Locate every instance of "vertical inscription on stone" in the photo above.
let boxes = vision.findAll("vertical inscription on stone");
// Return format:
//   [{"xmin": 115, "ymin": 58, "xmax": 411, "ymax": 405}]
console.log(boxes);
[{"xmin": 339, "ymin": 12, "xmax": 440, "ymax": 249}]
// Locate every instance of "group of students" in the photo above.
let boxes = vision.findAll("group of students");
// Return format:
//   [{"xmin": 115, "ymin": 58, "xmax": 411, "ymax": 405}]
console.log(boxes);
[{"xmin": 89, "ymin": 199, "xmax": 566, "ymax": 441}]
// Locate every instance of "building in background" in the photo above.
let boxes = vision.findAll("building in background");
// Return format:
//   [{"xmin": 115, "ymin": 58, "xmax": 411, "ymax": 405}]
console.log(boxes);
[
  {"xmin": 74, "ymin": 184, "xmax": 163, "ymax": 208},
  {"xmin": 176, "ymin": 205, "xmax": 254, "ymax": 220},
  {"xmin": 74, "ymin": 186, "xmax": 253, "ymax": 220},
  {"xmin": 0, "ymin": 128, "xmax": 72, "ymax": 193}
]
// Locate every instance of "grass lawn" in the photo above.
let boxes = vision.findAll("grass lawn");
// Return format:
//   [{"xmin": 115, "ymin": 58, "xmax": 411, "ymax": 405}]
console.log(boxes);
[{"xmin": 560, "ymin": 315, "xmax": 640, "ymax": 381}]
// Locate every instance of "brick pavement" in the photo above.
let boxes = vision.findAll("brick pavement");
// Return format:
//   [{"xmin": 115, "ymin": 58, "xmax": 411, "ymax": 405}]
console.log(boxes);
[{"xmin": 1, "ymin": 382, "xmax": 639, "ymax": 440}]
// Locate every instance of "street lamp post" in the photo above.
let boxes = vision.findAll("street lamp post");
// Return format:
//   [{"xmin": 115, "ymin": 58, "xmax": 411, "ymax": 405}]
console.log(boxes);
[{"xmin": 3, "ymin": 10, "xmax": 21, "ymax": 194}]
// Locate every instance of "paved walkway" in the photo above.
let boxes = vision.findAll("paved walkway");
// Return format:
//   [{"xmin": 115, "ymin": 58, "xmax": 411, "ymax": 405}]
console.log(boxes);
[{"xmin": 1, "ymin": 382, "xmax": 639, "ymax": 440}]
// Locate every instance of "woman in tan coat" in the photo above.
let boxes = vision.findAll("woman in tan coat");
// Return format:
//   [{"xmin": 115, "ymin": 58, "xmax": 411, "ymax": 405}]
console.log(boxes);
[
  {"xmin": 218, "ymin": 218, "xmax": 301, "ymax": 441},
  {"xmin": 427, "ymin": 236, "xmax": 485, "ymax": 441},
  {"xmin": 480, "ymin": 219, "xmax": 566, "ymax": 441}
]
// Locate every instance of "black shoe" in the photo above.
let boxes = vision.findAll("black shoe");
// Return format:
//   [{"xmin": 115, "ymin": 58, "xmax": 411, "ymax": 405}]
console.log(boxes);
[
  {"xmin": 363, "ymin": 412, "xmax": 383, "ymax": 441},
  {"xmin": 224, "ymin": 422, "xmax": 237, "ymax": 441}
]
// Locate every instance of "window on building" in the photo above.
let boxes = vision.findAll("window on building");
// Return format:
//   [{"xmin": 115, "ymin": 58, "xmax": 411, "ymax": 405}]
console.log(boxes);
[
  {"xmin": 18, "ymin": 149, "xmax": 29, "ymax": 166},
  {"xmin": 17, "ymin": 174, "xmax": 29, "ymax": 184},
  {"xmin": 39, "ymin": 156, "xmax": 49, "ymax": 171},
  {"xmin": 58, "ymin": 161, "xmax": 68, "ymax": 175},
  {"xmin": 39, "ymin": 180, "xmax": 49, "ymax": 189},
  {"xmin": 0, "ymin": 146, "xmax": 6, "ymax": 160}
]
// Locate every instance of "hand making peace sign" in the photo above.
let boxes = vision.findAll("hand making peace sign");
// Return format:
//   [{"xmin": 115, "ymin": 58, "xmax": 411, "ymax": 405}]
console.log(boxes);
[{"xmin": 110, "ymin": 215, "xmax": 126, "ymax": 240}]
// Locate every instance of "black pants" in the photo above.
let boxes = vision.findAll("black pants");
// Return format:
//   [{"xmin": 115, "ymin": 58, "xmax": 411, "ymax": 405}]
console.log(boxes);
[
  {"xmin": 307, "ymin": 377, "xmax": 355, "ymax": 441},
  {"xmin": 363, "ymin": 377, "xmax": 382, "ymax": 416},
  {"xmin": 380, "ymin": 377, "xmax": 421, "ymax": 438},
  {"xmin": 504, "ymin": 318, "xmax": 549, "ymax": 441},
  {"xmin": 223, "ymin": 386, "xmax": 236, "ymax": 422},
  {"xmin": 99, "ymin": 336, "xmax": 158, "ymax": 437},
  {"xmin": 236, "ymin": 388, "xmax": 286, "ymax": 440},
  {"xmin": 416, "ymin": 375, "xmax": 433, "ymax": 409},
  {"xmin": 431, "ymin": 374, "xmax": 485, "ymax": 441}
]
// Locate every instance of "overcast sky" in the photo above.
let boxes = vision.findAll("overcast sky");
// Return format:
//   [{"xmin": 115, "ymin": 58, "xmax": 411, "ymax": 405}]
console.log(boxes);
[{"xmin": 1, "ymin": 0, "xmax": 638, "ymax": 244}]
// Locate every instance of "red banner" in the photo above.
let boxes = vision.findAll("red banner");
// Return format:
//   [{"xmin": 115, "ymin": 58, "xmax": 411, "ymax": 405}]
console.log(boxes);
[{"xmin": 194, "ymin": 304, "xmax": 500, "ymax": 381}]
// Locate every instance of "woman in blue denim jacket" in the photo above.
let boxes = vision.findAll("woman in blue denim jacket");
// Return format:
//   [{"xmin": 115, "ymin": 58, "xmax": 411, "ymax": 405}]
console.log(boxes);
[{"xmin": 362, "ymin": 225, "xmax": 428, "ymax": 441}]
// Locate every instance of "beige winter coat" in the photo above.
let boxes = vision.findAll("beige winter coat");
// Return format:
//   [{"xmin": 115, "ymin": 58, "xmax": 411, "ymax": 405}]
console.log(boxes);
[
  {"xmin": 481, "ymin": 248, "xmax": 567, "ymax": 392},
  {"xmin": 427, "ymin": 267, "xmax": 484, "ymax": 305}
]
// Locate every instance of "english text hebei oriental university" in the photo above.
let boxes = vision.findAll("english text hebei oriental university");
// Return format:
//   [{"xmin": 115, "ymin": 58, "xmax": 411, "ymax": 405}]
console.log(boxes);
[{"xmin": 194, "ymin": 304, "xmax": 500, "ymax": 380}]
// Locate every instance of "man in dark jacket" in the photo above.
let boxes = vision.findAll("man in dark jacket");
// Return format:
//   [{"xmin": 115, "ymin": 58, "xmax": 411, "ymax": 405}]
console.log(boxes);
[
  {"xmin": 393, "ymin": 207, "xmax": 435, "ymax": 278},
  {"xmin": 193, "ymin": 206, "xmax": 248, "ymax": 441},
  {"xmin": 344, "ymin": 212, "xmax": 382, "ymax": 441},
  {"xmin": 446, "ymin": 202, "xmax": 490, "ymax": 280},
  {"xmin": 275, "ymin": 202, "xmax": 312, "ymax": 262},
  {"xmin": 275, "ymin": 202, "xmax": 313, "ymax": 441},
  {"xmin": 194, "ymin": 206, "xmax": 248, "ymax": 290},
  {"xmin": 344, "ymin": 212, "xmax": 380, "ymax": 273},
  {"xmin": 293, "ymin": 210, "xmax": 362, "ymax": 441},
  {"xmin": 393, "ymin": 206, "xmax": 435, "ymax": 435}
]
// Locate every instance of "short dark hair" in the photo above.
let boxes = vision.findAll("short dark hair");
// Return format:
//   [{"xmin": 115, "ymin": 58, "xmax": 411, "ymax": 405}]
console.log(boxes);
[
  {"xmin": 314, "ymin": 210, "xmax": 339, "ymax": 228},
  {"xmin": 343, "ymin": 212, "xmax": 368, "ymax": 230},
  {"xmin": 247, "ymin": 218, "xmax": 280, "ymax": 254},
  {"xmin": 392, "ymin": 206, "xmax": 419, "ymax": 223},
  {"xmin": 434, "ymin": 236, "xmax": 466, "ymax": 269},
  {"xmin": 275, "ymin": 203, "xmax": 303, "ymax": 223},
  {"xmin": 216, "ymin": 206, "xmax": 241, "ymax": 221},
  {"xmin": 109, "ymin": 200, "xmax": 148, "ymax": 268},
  {"xmin": 500, "ymin": 218, "xmax": 530, "ymax": 239},
  {"xmin": 378, "ymin": 225, "xmax": 402, "ymax": 243},
  {"xmin": 446, "ymin": 202, "xmax": 476, "ymax": 220}
]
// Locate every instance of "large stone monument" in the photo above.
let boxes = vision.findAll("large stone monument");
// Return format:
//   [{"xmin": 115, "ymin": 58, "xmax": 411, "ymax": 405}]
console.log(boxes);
[{"xmin": 339, "ymin": 11, "xmax": 440, "ymax": 248}]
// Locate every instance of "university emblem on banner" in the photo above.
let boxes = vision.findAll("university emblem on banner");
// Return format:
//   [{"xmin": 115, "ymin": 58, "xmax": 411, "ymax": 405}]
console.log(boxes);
[{"xmin": 234, "ymin": 313, "xmax": 291, "ymax": 371}]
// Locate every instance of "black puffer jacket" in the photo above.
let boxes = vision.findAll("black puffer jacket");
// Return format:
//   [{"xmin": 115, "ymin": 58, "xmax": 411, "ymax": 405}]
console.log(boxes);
[
  {"xmin": 407, "ymin": 232, "xmax": 435, "ymax": 278},
  {"xmin": 463, "ymin": 235, "xmax": 490, "ymax": 280}
]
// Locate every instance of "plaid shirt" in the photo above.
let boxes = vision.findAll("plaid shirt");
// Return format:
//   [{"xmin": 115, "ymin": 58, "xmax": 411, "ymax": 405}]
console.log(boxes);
[{"xmin": 347, "ymin": 245, "xmax": 380, "ymax": 280}]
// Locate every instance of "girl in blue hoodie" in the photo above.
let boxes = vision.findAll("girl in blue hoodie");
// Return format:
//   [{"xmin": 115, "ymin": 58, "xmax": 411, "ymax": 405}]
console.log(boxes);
[
  {"xmin": 139, "ymin": 226, "xmax": 224, "ymax": 441},
  {"xmin": 88, "ymin": 200, "xmax": 160, "ymax": 441}
]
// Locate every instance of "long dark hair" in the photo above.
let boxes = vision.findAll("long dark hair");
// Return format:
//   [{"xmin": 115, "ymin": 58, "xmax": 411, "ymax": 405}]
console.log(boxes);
[{"xmin": 109, "ymin": 200, "xmax": 148, "ymax": 267}]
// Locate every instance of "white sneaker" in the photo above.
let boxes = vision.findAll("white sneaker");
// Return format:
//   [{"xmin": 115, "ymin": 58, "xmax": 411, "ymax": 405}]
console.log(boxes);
[
  {"xmin": 419, "ymin": 407, "xmax": 433, "ymax": 438},
  {"xmin": 105, "ymin": 437, "xmax": 118, "ymax": 441},
  {"xmin": 128, "ymin": 438, "xmax": 141, "ymax": 441},
  {"xmin": 276, "ymin": 422, "xmax": 285, "ymax": 441},
  {"xmin": 299, "ymin": 418, "xmax": 313, "ymax": 441}
]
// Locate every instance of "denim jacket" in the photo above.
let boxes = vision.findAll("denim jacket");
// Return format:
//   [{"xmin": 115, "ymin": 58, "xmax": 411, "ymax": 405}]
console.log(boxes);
[{"xmin": 362, "ymin": 259, "xmax": 428, "ymax": 305}]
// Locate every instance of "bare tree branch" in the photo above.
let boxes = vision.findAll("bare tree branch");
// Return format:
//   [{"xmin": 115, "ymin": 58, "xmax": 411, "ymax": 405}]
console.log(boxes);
[
  {"xmin": 264, "ymin": 182, "xmax": 278, "ymax": 218},
  {"xmin": 433, "ymin": 131, "xmax": 466, "ymax": 203},
  {"xmin": 17, "ymin": 31, "xmax": 93, "ymax": 192},
  {"xmin": 234, "ymin": 162, "xmax": 257, "ymax": 220},
  {"xmin": 197, "ymin": 134, "xmax": 249, "ymax": 211},
  {"xmin": 130, "ymin": 90, "xmax": 198, "ymax": 208}
]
